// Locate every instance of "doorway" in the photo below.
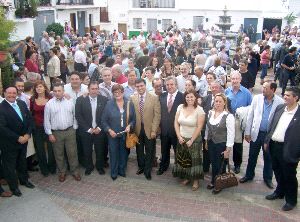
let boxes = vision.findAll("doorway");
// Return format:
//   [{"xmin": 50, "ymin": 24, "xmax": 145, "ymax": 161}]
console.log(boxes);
[
  {"xmin": 118, "ymin": 23, "xmax": 127, "ymax": 38},
  {"xmin": 244, "ymin": 18, "xmax": 258, "ymax": 43},
  {"xmin": 70, "ymin": 13, "xmax": 76, "ymax": 32},
  {"xmin": 262, "ymin": 18, "xmax": 282, "ymax": 39}
]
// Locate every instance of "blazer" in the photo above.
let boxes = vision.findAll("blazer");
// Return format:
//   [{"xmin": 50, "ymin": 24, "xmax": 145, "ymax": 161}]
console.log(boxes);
[
  {"xmin": 130, "ymin": 93, "xmax": 161, "ymax": 139},
  {"xmin": 160, "ymin": 91, "xmax": 184, "ymax": 137},
  {"xmin": 102, "ymin": 98, "xmax": 136, "ymax": 135},
  {"xmin": 245, "ymin": 94, "xmax": 284, "ymax": 142},
  {"xmin": 265, "ymin": 104, "xmax": 300, "ymax": 163},
  {"xmin": 0, "ymin": 99, "xmax": 33, "ymax": 150},
  {"xmin": 202, "ymin": 94, "xmax": 232, "ymax": 117},
  {"xmin": 75, "ymin": 95, "xmax": 108, "ymax": 133}
]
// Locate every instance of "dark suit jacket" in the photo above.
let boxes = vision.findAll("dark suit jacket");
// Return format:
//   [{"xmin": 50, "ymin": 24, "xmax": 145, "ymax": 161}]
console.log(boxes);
[
  {"xmin": 75, "ymin": 95, "xmax": 108, "ymax": 133},
  {"xmin": 0, "ymin": 99, "xmax": 32, "ymax": 150},
  {"xmin": 202, "ymin": 94, "xmax": 232, "ymax": 117},
  {"xmin": 160, "ymin": 91, "xmax": 184, "ymax": 137},
  {"xmin": 265, "ymin": 104, "xmax": 300, "ymax": 163}
]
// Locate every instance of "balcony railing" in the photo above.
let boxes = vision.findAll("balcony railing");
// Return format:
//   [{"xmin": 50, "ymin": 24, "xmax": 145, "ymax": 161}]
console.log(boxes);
[
  {"xmin": 56, "ymin": 0, "xmax": 93, "ymax": 5},
  {"xmin": 132, "ymin": 0, "xmax": 175, "ymax": 8},
  {"xmin": 39, "ymin": 0, "xmax": 51, "ymax": 6}
]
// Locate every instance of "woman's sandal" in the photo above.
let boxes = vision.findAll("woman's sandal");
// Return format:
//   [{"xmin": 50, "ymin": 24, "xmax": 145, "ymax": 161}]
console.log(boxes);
[
  {"xmin": 181, "ymin": 180, "xmax": 190, "ymax": 186},
  {"xmin": 192, "ymin": 184, "xmax": 199, "ymax": 191}
]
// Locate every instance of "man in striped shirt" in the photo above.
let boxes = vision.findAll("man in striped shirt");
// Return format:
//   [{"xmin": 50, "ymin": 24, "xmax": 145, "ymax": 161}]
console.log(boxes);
[{"xmin": 44, "ymin": 83, "xmax": 81, "ymax": 182}]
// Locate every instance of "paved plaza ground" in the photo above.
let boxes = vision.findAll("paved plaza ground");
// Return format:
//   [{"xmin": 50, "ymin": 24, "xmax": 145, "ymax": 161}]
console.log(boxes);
[{"xmin": 0, "ymin": 74, "xmax": 300, "ymax": 222}]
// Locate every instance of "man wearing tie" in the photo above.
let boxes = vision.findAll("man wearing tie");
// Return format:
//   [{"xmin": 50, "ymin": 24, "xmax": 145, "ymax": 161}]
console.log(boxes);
[
  {"xmin": 0, "ymin": 86, "xmax": 35, "ymax": 196},
  {"xmin": 75, "ymin": 81, "xmax": 108, "ymax": 175},
  {"xmin": 264, "ymin": 86, "xmax": 300, "ymax": 211},
  {"xmin": 131, "ymin": 79, "xmax": 161, "ymax": 180},
  {"xmin": 157, "ymin": 76, "xmax": 184, "ymax": 175}
]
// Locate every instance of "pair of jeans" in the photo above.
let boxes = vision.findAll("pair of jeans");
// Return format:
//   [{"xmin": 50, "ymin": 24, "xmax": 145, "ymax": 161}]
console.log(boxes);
[
  {"xmin": 281, "ymin": 69, "xmax": 296, "ymax": 96},
  {"xmin": 244, "ymin": 131, "xmax": 273, "ymax": 181},
  {"xmin": 32, "ymin": 126, "xmax": 56, "ymax": 175},
  {"xmin": 260, "ymin": 63, "xmax": 269, "ymax": 79},
  {"xmin": 108, "ymin": 135, "xmax": 127, "ymax": 178}
]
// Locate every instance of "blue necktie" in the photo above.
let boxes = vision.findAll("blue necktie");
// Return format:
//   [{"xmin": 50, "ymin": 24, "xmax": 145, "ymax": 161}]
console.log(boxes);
[{"xmin": 12, "ymin": 103, "xmax": 23, "ymax": 121}]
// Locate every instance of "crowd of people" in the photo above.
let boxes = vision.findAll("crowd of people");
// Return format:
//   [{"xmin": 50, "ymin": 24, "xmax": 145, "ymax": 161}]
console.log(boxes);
[{"xmin": 0, "ymin": 23, "xmax": 300, "ymax": 212}]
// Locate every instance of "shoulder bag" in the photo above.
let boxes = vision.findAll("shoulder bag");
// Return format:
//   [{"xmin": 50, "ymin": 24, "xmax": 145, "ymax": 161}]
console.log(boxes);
[{"xmin": 125, "ymin": 101, "xmax": 139, "ymax": 149}]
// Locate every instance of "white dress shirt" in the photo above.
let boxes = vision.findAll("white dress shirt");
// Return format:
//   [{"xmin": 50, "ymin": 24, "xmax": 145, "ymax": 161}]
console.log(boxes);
[
  {"xmin": 64, "ymin": 83, "xmax": 88, "ymax": 104},
  {"xmin": 74, "ymin": 50, "xmax": 87, "ymax": 66},
  {"xmin": 271, "ymin": 105, "xmax": 298, "ymax": 142},
  {"xmin": 204, "ymin": 110, "xmax": 235, "ymax": 147},
  {"xmin": 44, "ymin": 97, "xmax": 77, "ymax": 135}
]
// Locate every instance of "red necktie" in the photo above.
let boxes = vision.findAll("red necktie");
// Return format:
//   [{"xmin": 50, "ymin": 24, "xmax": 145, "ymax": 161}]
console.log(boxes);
[{"xmin": 167, "ymin": 94, "xmax": 173, "ymax": 113}]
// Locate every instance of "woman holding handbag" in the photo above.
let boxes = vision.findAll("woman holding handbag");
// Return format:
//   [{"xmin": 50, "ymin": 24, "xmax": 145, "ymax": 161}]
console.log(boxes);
[
  {"xmin": 173, "ymin": 90, "xmax": 205, "ymax": 191},
  {"xmin": 204, "ymin": 93, "xmax": 235, "ymax": 194},
  {"xmin": 102, "ymin": 84, "xmax": 136, "ymax": 180}
]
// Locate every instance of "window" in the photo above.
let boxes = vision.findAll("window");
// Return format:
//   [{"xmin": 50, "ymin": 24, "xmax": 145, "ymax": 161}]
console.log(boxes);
[
  {"xmin": 133, "ymin": 18, "xmax": 142, "ymax": 29},
  {"xmin": 100, "ymin": 7, "xmax": 109, "ymax": 23},
  {"xmin": 162, "ymin": 19, "xmax": 172, "ymax": 31}
]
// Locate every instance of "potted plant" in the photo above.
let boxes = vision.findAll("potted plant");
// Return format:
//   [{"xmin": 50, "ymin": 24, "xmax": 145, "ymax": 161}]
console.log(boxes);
[{"xmin": 284, "ymin": 12, "xmax": 297, "ymax": 27}]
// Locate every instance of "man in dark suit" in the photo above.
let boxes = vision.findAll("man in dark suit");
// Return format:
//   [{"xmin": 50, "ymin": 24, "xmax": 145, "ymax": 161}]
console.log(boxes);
[
  {"xmin": 0, "ymin": 86, "xmax": 35, "ymax": 197},
  {"xmin": 75, "ymin": 81, "xmax": 108, "ymax": 175},
  {"xmin": 201, "ymin": 81, "xmax": 232, "ymax": 172},
  {"xmin": 264, "ymin": 86, "xmax": 300, "ymax": 211},
  {"xmin": 157, "ymin": 76, "xmax": 184, "ymax": 175}
]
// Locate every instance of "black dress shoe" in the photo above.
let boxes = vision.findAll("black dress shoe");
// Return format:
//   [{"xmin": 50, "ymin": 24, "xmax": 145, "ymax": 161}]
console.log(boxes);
[
  {"xmin": 265, "ymin": 192, "xmax": 284, "ymax": 200},
  {"xmin": 145, "ymin": 173, "xmax": 152, "ymax": 180},
  {"xmin": 207, "ymin": 184, "xmax": 214, "ymax": 190},
  {"xmin": 239, "ymin": 176, "xmax": 253, "ymax": 183},
  {"xmin": 85, "ymin": 168, "xmax": 94, "ymax": 175},
  {"xmin": 234, "ymin": 166, "xmax": 240, "ymax": 174},
  {"xmin": 111, "ymin": 176, "xmax": 117, "ymax": 181},
  {"xmin": 98, "ymin": 168, "xmax": 105, "ymax": 175},
  {"xmin": 12, "ymin": 188, "xmax": 22, "ymax": 197},
  {"xmin": 212, "ymin": 189, "xmax": 222, "ymax": 194},
  {"xmin": 28, "ymin": 166, "xmax": 39, "ymax": 172},
  {"xmin": 118, "ymin": 173, "xmax": 126, "ymax": 177},
  {"xmin": 136, "ymin": 168, "xmax": 144, "ymax": 175},
  {"xmin": 282, "ymin": 203, "xmax": 296, "ymax": 211},
  {"xmin": 264, "ymin": 180, "xmax": 274, "ymax": 189},
  {"xmin": 156, "ymin": 169, "xmax": 164, "ymax": 175},
  {"xmin": 20, "ymin": 181, "xmax": 35, "ymax": 189}
]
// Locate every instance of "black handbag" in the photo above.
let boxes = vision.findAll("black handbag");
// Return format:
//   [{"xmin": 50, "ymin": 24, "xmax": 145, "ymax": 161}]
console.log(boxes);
[
  {"xmin": 176, "ymin": 143, "xmax": 192, "ymax": 169},
  {"xmin": 214, "ymin": 158, "xmax": 238, "ymax": 191}
]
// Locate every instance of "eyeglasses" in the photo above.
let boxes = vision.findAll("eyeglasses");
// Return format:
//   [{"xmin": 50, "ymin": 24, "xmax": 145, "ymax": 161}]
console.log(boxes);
[{"xmin": 113, "ymin": 91, "xmax": 123, "ymax": 95}]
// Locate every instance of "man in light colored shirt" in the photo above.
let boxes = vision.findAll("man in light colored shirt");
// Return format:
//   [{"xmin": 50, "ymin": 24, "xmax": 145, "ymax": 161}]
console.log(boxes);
[
  {"xmin": 44, "ymin": 83, "xmax": 80, "ymax": 182},
  {"xmin": 64, "ymin": 71, "xmax": 88, "ymax": 167},
  {"xmin": 99, "ymin": 67, "xmax": 116, "ymax": 100},
  {"xmin": 74, "ymin": 45, "xmax": 87, "ymax": 72},
  {"xmin": 194, "ymin": 66, "xmax": 208, "ymax": 97},
  {"xmin": 40, "ymin": 32, "xmax": 51, "ymax": 75},
  {"xmin": 241, "ymin": 82, "xmax": 284, "ymax": 188},
  {"xmin": 122, "ymin": 69, "xmax": 137, "ymax": 100},
  {"xmin": 225, "ymin": 71, "xmax": 252, "ymax": 174},
  {"xmin": 204, "ymin": 48, "xmax": 218, "ymax": 72},
  {"xmin": 64, "ymin": 71, "xmax": 88, "ymax": 104},
  {"xmin": 176, "ymin": 63, "xmax": 200, "ymax": 93},
  {"xmin": 264, "ymin": 87, "xmax": 300, "ymax": 211},
  {"xmin": 88, "ymin": 55, "xmax": 99, "ymax": 77}
]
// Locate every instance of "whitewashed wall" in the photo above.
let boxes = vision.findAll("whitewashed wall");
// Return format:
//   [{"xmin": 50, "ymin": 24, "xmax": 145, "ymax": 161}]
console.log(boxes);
[{"xmin": 10, "ymin": 18, "xmax": 35, "ymax": 41}]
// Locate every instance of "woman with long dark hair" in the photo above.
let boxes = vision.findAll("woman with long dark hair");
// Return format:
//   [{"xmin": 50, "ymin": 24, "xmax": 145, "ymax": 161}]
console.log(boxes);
[{"xmin": 30, "ymin": 80, "xmax": 56, "ymax": 176}]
